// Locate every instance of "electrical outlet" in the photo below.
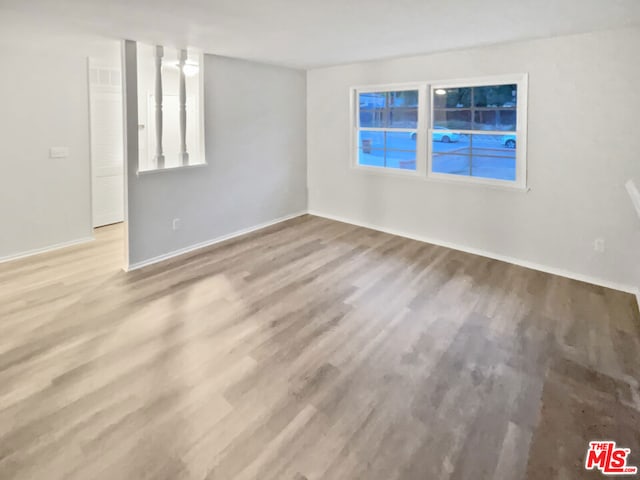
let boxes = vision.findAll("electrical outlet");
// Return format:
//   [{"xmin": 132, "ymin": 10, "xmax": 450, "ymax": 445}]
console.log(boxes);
[
  {"xmin": 594, "ymin": 238, "xmax": 605, "ymax": 253},
  {"xmin": 172, "ymin": 218, "xmax": 181, "ymax": 231}
]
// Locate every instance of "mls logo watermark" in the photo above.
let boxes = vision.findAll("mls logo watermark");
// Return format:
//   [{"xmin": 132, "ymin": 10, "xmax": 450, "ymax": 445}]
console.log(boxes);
[{"xmin": 585, "ymin": 441, "xmax": 638, "ymax": 475}]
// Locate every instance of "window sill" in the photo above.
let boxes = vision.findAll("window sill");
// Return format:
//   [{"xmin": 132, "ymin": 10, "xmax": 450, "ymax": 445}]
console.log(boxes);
[{"xmin": 137, "ymin": 162, "xmax": 208, "ymax": 176}]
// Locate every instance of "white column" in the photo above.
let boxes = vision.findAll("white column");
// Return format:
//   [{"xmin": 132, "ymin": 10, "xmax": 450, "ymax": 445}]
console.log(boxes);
[
  {"xmin": 178, "ymin": 49, "xmax": 189, "ymax": 165},
  {"xmin": 154, "ymin": 45, "xmax": 165, "ymax": 168}
]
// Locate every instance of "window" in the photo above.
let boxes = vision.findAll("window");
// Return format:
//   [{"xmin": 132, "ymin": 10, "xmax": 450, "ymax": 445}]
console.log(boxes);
[
  {"xmin": 136, "ymin": 43, "xmax": 206, "ymax": 172},
  {"xmin": 353, "ymin": 86, "xmax": 424, "ymax": 172},
  {"xmin": 429, "ymin": 76, "xmax": 526, "ymax": 186},
  {"xmin": 351, "ymin": 75, "xmax": 527, "ymax": 189}
]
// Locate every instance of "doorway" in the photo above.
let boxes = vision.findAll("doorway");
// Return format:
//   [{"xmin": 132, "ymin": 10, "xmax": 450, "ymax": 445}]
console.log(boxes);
[{"xmin": 88, "ymin": 59, "xmax": 124, "ymax": 228}]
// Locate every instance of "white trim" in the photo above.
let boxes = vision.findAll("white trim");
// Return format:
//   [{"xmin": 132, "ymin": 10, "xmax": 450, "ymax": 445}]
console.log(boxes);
[
  {"xmin": 307, "ymin": 210, "xmax": 639, "ymax": 295},
  {"xmin": 126, "ymin": 211, "xmax": 307, "ymax": 271},
  {"xmin": 0, "ymin": 237, "xmax": 95, "ymax": 264}
]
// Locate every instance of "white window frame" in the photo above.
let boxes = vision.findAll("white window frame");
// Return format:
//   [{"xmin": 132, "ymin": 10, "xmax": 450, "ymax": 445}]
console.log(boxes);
[
  {"xmin": 428, "ymin": 74, "xmax": 528, "ymax": 189},
  {"xmin": 350, "ymin": 83, "xmax": 428, "ymax": 177},
  {"xmin": 350, "ymin": 74, "xmax": 528, "ymax": 191}
]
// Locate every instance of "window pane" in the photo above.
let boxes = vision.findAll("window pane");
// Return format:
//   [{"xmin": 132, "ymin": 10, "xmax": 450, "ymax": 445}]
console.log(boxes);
[
  {"xmin": 473, "ymin": 84, "xmax": 517, "ymax": 107},
  {"xmin": 431, "ymin": 129, "xmax": 465, "ymax": 151},
  {"xmin": 470, "ymin": 134, "xmax": 517, "ymax": 158},
  {"xmin": 386, "ymin": 149, "xmax": 416, "ymax": 171},
  {"xmin": 470, "ymin": 155, "xmax": 515, "ymax": 181},
  {"xmin": 359, "ymin": 90, "xmax": 419, "ymax": 129},
  {"xmin": 431, "ymin": 133, "xmax": 516, "ymax": 180},
  {"xmin": 358, "ymin": 130, "xmax": 416, "ymax": 170},
  {"xmin": 359, "ymin": 130, "xmax": 385, "ymax": 150},
  {"xmin": 433, "ymin": 110, "xmax": 472, "ymax": 130},
  {"xmin": 359, "ymin": 92, "xmax": 386, "ymax": 108},
  {"xmin": 432, "ymin": 154, "xmax": 471, "ymax": 175},
  {"xmin": 389, "ymin": 108, "xmax": 417, "ymax": 128},
  {"xmin": 386, "ymin": 131, "xmax": 416, "ymax": 151},
  {"xmin": 473, "ymin": 110, "xmax": 516, "ymax": 131},
  {"xmin": 358, "ymin": 148, "xmax": 385, "ymax": 167},
  {"xmin": 360, "ymin": 109, "xmax": 386, "ymax": 128},
  {"xmin": 433, "ymin": 87, "xmax": 471, "ymax": 109},
  {"xmin": 358, "ymin": 147, "xmax": 416, "ymax": 170},
  {"xmin": 433, "ymin": 83, "xmax": 518, "ymax": 131},
  {"xmin": 470, "ymin": 134, "xmax": 516, "ymax": 181},
  {"xmin": 389, "ymin": 90, "xmax": 418, "ymax": 107}
]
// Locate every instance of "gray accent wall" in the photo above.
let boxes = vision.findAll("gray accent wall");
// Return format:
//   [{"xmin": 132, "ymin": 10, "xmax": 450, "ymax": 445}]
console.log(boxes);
[{"xmin": 123, "ymin": 42, "xmax": 307, "ymax": 267}]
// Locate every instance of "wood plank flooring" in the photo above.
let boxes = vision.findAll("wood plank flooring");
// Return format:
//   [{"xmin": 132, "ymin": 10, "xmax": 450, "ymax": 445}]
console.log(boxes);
[{"xmin": 0, "ymin": 215, "xmax": 639, "ymax": 480}]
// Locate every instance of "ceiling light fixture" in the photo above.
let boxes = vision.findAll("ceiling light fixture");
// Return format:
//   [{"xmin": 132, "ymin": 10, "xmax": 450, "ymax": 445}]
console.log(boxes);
[
  {"xmin": 165, "ymin": 60, "xmax": 200, "ymax": 77},
  {"xmin": 182, "ymin": 62, "xmax": 199, "ymax": 77},
  {"xmin": 435, "ymin": 89, "xmax": 447, "ymax": 95}
]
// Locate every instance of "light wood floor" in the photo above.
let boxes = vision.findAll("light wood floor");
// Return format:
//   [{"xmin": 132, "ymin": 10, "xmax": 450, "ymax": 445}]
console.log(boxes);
[{"xmin": 0, "ymin": 215, "xmax": 639, "ymax": 480}]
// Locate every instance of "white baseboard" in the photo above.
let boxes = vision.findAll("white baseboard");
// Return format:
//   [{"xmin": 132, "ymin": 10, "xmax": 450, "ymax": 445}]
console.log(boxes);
[
  {"xmin": 308, "ymin": 210, "xmax": 638, "ymax": 295},
  {"xmin": 0, "ymin": 236, "xmax": 95, "ymax": 264},
  {"xmin": 126, "ymin": 211, "xmax": 308, "ymax": 271}
]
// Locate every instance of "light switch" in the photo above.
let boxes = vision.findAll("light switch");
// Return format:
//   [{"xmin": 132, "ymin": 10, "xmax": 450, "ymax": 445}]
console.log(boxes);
[{"xmin": 49, "ymin": 147, "xmax": 69, "ymax": 158}]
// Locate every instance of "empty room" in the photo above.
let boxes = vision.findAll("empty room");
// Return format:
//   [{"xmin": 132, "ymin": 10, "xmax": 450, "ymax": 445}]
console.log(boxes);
[{"xmin": 1, "ymin": 1, "xmax": 639, "ymax": 479}]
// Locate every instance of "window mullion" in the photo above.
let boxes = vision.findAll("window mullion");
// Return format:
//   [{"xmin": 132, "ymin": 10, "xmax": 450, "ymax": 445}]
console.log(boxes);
[
  {"xmin": 470, "ymin": 87, "xmax": 475, "ymax": 131},
  {"xmin": 470, "ymin": 87, "xmax": 474, "ymax": 177},
  {"xmin": 384, "ymin": 91, "xmax": 389, "ymax": 168},
  {"xmin": 383, "ymin": 130, "xmax": 387, "ymax": 168},
  {"xmin": 469, "ymin": 133, "xmax": 473, "ymax": 176}
]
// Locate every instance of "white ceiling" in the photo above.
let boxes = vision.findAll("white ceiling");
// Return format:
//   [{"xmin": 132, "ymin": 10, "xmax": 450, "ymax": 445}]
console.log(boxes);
[{"xmin": 1, "ymin": 0, "xmax": 639, "ymax": 69}]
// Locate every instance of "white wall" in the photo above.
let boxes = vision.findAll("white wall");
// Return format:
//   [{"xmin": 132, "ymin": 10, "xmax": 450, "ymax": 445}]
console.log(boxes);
[
  {"xmin": 124, "ymin": 44, "xmax": 307, "ymax": 267},
  {"xmin": 0, "ymin": 32, "xmax": 120, "ymax": 260},
  {"xmin": 307, "ymin": 27, "xmax": 640, "ymax": 291}
]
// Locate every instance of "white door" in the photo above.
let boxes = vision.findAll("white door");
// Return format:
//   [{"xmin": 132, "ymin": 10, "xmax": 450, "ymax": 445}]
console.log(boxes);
[{"xmin": 89, "ymin": 61, "xmax": 124, "ymax": 228}]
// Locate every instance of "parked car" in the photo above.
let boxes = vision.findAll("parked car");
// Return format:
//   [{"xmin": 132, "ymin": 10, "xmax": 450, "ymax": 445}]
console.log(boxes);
[
  {"xmin": 502, "ymin": 135, "xmax": 516, "ymax": 148},
  {"xmin": 410, "ymin": 126, "xmax": 460, "ymax": 143}
]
